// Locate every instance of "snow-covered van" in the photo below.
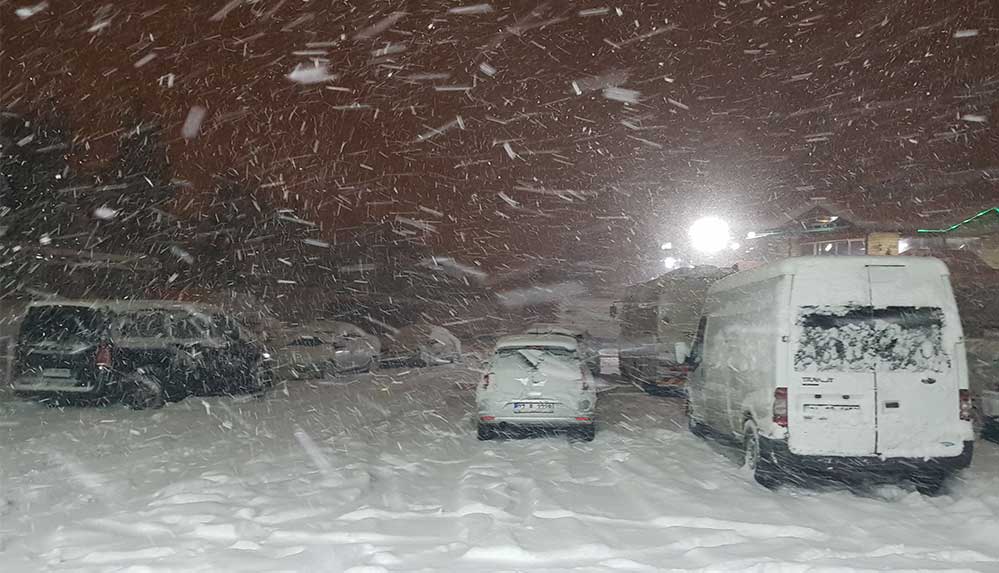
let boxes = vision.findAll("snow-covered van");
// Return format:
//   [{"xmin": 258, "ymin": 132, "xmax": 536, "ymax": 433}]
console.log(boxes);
[
  {"xmin": 686, "ymin": 256, "xmax": 974, "ymax": 494},
  {"xmin": 476, "ymin": 334, "xmax": 596, "ymax": 441}
]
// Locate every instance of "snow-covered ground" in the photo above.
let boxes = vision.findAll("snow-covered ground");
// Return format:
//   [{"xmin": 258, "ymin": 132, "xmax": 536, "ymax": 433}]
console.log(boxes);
[{"xmin": 2, "ymin": 367, "xmax": 999, "ymax": 572}]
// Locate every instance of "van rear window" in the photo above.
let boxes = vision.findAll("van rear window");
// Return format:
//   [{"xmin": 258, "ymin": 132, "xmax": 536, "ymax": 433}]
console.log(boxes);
[
  {"xmin": 20, "ymin": 306, "xmax": 105, "ymax": 344},
  {"xmin": 794, "ymin": 306, "xmax": 950, "ymax": 372}
]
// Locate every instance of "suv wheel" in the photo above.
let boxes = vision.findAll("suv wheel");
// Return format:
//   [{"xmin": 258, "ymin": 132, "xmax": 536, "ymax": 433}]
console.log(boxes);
[
  {"xmin": 477, "ymin": 424, "xmax": 496, "ymax": 441},
  {"xmin": 122, "ymin": 371, "xmax": 165, "ymax": 410},
  {"xmin": 743, "ymin": 420, "xmax": 780, "ymax": 489}
]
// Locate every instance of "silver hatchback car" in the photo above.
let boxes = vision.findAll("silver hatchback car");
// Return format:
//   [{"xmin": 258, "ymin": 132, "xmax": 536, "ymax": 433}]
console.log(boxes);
[{"xmin": 476, "ymin": 334, "xmax": 597, "ymax": 441}]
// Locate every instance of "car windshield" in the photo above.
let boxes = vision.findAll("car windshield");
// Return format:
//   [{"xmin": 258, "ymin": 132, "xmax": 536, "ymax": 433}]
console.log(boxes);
[
  {"xmin": 795, "ymin": 306, "xmax": 950, "ymax": 372},
  {"xmin": 4, "ymin": 3, "xmax": 998, "ymax": 571},
  {"xmin": 19, "ymin": 306, "xmax": 105, "ymax": 344}
]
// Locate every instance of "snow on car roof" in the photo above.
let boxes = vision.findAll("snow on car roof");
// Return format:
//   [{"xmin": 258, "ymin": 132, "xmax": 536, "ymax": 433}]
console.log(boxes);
[
  {"xmin": 495, "ymin": 334, "xmax": 578, "ymax": 352},
  {"xmin": 27, "ymin": 299, "xmax": 223, "ymax": 317},
  {"xmin": 525, "ymin": 323, "xmax": 581, "ymax": 337},
  {"xmin": 710, "ymin": 255, "xmax": 950, "ymax": 294}
]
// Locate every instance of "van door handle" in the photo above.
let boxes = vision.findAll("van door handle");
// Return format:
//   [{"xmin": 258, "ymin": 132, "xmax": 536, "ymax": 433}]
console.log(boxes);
[{"xmin": 885, "ymin": 401, "xmax": 900, "ymax": 409}]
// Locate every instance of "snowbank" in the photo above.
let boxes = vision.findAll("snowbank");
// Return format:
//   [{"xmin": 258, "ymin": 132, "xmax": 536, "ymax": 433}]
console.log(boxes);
[{"xmin": 2, "ymin": 368, "xmax": 998, "ymax": 571}]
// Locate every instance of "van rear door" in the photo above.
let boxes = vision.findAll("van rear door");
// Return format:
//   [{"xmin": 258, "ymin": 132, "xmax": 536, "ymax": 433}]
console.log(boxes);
[
  {"xmin": 789, "ymin": 273, "xmax": 878, "ymax": 456},
  {"xmin": 867, "ymin": 266, "xmax": 964, "ymax": 459}
]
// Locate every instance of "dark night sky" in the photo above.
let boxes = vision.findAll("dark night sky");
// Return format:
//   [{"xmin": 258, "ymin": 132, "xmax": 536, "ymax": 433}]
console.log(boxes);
[{"xmin": 3, "ymin": 0, "xmax": 997, "ymax": 270}]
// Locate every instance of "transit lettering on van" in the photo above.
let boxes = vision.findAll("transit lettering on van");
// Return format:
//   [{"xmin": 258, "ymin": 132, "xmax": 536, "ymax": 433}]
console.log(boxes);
[{"xmin": 685, "ymin": 256, "xmax": 974, "ymax": 495}]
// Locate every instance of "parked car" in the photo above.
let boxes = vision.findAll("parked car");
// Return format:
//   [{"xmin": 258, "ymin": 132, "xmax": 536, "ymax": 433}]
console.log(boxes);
[
  {"xmin": 276, "ymin": 321, "xmax": 380, "ymax": 378},
  {"xmin": 12, "ymin": 300, "xmax": 273, "ymax": 409},
  {"xmin": 476, "ymin": 334, "xmax": 596, "ymax": 441},
  {"xmin": 524, "ymin": 323, "xmax": 600, "ymax": 374},
  {"xmin": 686, "ymin": 256, "xmax": 974, "ymax": 495},
  {"xmin": 380, "ymin": 323, "xmax": 462, "ymax": 367}
]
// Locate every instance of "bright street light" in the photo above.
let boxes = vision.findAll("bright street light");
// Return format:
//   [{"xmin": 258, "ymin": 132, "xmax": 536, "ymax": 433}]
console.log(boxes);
[{"xmin": 689, "ymin": 216, "xmax": 731, "ymax": 254}]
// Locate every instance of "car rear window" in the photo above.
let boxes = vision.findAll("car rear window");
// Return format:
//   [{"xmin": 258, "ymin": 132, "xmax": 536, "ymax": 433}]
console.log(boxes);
[
  {"xmin": 19, "ymin": 305, "xmax": 106, "ymax": 344},
  {"xmin": 794, "ymin": 305, "xmax": 950, "ymax": 372}
]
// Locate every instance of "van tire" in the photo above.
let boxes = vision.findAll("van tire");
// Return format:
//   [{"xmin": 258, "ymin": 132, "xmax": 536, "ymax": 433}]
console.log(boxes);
[
  {"xmin": 477, "ymin": 424, "xmax": 495, "ymax": 441},
  {"xmin": 569, "ymin": 425, "xmax": 596, "ymax": 442},
  {"xmin": 982, "ymin": 418, "xmax": 999, "ymax": 443},
  {"xmin": 686, "ymin": 400, "xmax": 707, "ymax": 437},
  {"xmin": 743, "ymin": 420, "xmax": 781, "ymax": 489},
  {"xmin": 122, "ymin": 371, "xmax": 165, "ymax": 410},
  {"xmin": 913, "ymin": 472, "xmax": 947, "ymax": 496}
]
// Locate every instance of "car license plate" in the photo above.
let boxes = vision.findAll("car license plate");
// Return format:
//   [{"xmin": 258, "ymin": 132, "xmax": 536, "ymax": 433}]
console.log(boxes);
[
  {"xmin": 513, "ymin": 401, "xmax": 556, "ymax": 414},
  {"xmin": 42, "ymin": 368, "xmax": 72, "ymax": 378}
]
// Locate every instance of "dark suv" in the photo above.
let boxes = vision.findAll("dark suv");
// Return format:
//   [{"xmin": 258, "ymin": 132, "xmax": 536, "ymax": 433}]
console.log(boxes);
[{"xmin": 11, "ymin": 301, "xmax": 273, "ymax": 408}]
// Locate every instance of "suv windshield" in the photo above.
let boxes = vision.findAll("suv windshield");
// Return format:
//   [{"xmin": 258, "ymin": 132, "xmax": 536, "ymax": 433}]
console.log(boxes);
[
  {"xmin": 794, "ymin": 305, "xmax": 950, "ymax": 372},
  {"xmin": 19, "ymin": 305, "xmax": 105, "ymax": 345}
]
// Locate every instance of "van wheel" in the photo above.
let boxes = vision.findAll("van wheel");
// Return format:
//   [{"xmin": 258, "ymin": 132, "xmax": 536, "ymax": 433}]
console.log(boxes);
[
  {"xmin": 743, "ymin": 420, "xmax": 780, "ymax": 489},
  {"xmin": 122, "ymin": 372, "xmax": 165, "ymax": 410},
  {"xmin": 686, "ymin": 400, "xmax": 706, "ymax": 437},
  {"xmin": 983, "ymin": 418, "xmax": 999, "ymax": 443},
  {"xmin": 477, "ymin": 424, "xmax": 496, "ymax": 441},
  {"xmin": 569, "ymin": 425, "xmax": 596, "ymax": 442},
  {"xmin": 913, "ymin": 472, "xmax": 947, "ymax": 496}
]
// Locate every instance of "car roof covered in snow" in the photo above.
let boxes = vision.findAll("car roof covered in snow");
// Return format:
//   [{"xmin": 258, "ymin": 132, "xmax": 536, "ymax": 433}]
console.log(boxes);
[
  {"xmin": 27, "ymin": 299, "xmax": 224, "ymax": 316},
  {"xmin": 524, "ymin": 323, "xmax": 582, "ymax": 337},
  {"xmin": 494, "ymin": 334, "xmax": 578, "ymax": 352},
  {"xmin": 709, "ymin": 256, "xmax": 950, "ymax": 294}
]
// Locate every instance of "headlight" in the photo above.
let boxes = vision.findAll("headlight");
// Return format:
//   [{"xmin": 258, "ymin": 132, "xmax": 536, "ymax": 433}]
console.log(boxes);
[{"xmin": 579, "ymin": 399, "xmax": 591, "ymax": 411}]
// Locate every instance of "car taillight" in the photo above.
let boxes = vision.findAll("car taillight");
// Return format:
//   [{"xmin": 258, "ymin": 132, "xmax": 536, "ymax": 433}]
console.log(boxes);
[
  {"xmin": 773, "ymin": 387, "xmax": 788, "ymax": 427},
  {"xmin": 959, "ymin": 389, "xmax": 972, "ymax": 421},
  {"xmin": 95, "ymin": 343, "xmax": 112, "ymax": 370}
]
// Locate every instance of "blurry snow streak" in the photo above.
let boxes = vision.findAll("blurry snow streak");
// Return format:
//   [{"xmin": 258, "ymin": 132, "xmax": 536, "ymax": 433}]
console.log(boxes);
[
  {"xmin": 134, "ymin": 53, "xmax": 157, "ymax": 68},
  {"xmin": 15, "ymin": 2, "xmax": 48, "ymax": 19},
  {"xmin": 210, "ymin": 0, "xmax": 243, "ymax": 22},
  {"xmin": 579, "ymin": 7, "xmax": 609, "ymax": 17},
  {"xmin": 303, "ymin": 238, "xmax": 330, "ymax": 248},
  {"xmin": 497, "ymin": 282, "xmax": 586, "ymax": 308},
  {"xmin": 448, "ymin": 4, "xmax": 493, "ymax": 14},
  {"xmin": 181, "ymin": 106, "xmax": 207, "ymax": 140},
  {"xmin": 603, "ymin": 87, "xmax": 640, "ymax": 104},
  {"xmin": 354, "ymin": 12, "xmax": 407, "ymax": 40},
  {"xmin": 415, "ymin": 116, "xmax": 464, "ymax": 142},
  {"xmin": 497, "ymin": 192, "xmax": 520, "ymax": 208},
  {"xmin": 396, "ymin": 216, "xmax": 437, "ymax": 234},
  {"xmin": 287, "ymin": 63, "xmax": 338, "ymax": 85},
  {"xmin": 293, "ymin": 426, "xmax": 335, "ymax": 480},
  {"xmin": 170, "ymin": 245, "xmax": 194, "ymax": 264},
  {"xmin": 366, "ymin": 315, "xmax": 400, "ymax": 335},
  {"xmin": 479, "ymin": 62, "xmax": 497, "ymax": 77},
  {"xmin": 961, "ymin": 114, "xmax": 988, "ymax": 123},
  {"xmin": 573, "ymin": 70, "xmax": 630, "ymax": 93},
  {"xmin": 668, "ymin": 98, "xmax": 690, "ymax": 110},
  {"xmin": 419, "ymin": 257, "xmax": 487, "ymax": 280},
  {"xmin": 502, "ymin": 142, "xmax": 519, "ymax": 160},
  {"xmin": 953, "ymin": 29, "xmax": 979, "ymax": 38},
  {"xmin": 93, "ymin": 206, "xmax": 119, "ymax": 220}
]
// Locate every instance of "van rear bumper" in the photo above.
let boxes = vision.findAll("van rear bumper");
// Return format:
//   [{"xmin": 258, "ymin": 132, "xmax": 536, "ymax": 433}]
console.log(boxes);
[{"xmin": 760, "ymin": 437, "xmax": 974, "ymax": 478}]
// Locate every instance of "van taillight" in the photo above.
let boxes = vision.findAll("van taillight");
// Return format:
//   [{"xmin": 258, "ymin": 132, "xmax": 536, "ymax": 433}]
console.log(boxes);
[
  {"xmin": 95, "ymin": 343, "xmax": 112, "ymax": 370},
  {"xmin": 959, "ymin": 389, "xmax": 972, "ymax": 421},
  {"xmin": 773, "ymin": 387, "xmax": 789, "ymax": 427}
]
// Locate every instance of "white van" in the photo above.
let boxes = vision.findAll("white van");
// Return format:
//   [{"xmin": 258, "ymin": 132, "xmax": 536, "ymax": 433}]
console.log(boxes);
[{"xmin": 686, "ymin": 256, "xmax": 974, "ymax": 494}]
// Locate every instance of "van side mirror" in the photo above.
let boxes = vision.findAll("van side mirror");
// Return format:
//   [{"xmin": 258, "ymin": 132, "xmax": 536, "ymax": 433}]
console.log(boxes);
[
  {"xmin": 609, "ymin": 305, "xmax": 617, "ymax": 318},
  {"xmin": 675, "ymin": 342, "xmax": 690, "ymax": 364}
]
